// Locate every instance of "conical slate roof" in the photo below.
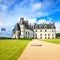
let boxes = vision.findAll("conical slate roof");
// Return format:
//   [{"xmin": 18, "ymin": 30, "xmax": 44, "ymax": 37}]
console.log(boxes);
[{"xmin": 12, "ymin": 23, "xmax": 20, "ymax": 33}]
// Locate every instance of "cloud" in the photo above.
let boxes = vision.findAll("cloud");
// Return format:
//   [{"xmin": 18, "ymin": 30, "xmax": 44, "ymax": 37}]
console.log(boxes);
[
  {"xmin": 25, "ymin": 18, "xmax": 36, "ymax": 24},
  {"xmin": 37, "ymin": 19, "xmax": 52, "ymax": 24},
  {"xmin": 55, "ymin": 21, "xmax": 60, "ymax": 33},
  {"xmin": 0, "ymin": 16, "xmax": 19, "ymax": 31},
  {"xmin": 0, "ymin": 21, "xmax": 4, "ymax": 27},
  {"xmin": 0, "ymin": 4, "xmax": 8, "ymax": 11},
  {"xmin": 0, "ymin": 0, "xmax": 2, "ymax": 2},
  {"xmin": 32, "ymin": 3, "xmax": 41, "ymax": 11},
  {"xmin": 0, "ymin": 0, "xmax": 60, "ymax": 33}
]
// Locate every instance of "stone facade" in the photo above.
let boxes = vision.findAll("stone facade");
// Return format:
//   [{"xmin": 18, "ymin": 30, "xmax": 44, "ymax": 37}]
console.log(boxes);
[
  {"xmin": 12, "ymin": 18, "xmax": 56, "ymax": 39},
  {"xmin": 33, "ymin": 23, "xmax": 56, "ymax": 39},
  {"xmin": 12, "ymin": 18, "xmax": 33, "ymax": 39},
  {"xmin": 34, "ymin": 29, "xmax": 56, "ymax": 39}
]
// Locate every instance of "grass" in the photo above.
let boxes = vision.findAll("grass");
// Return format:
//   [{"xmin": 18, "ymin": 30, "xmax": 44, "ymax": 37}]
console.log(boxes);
[
  {"xmin": 0, "ymin": 39, "xmax": 31, "ymax": 60},
  {"xmin": 42, "ymin": 39, "xmax": 60, "ymax": 44}
]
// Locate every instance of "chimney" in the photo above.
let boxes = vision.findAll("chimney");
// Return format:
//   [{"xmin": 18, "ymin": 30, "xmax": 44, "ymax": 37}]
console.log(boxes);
[
  {"xmin": 25, "ymin": 20, "xmax": 28, "ymax": 25},
  {"xmin": 20, "ymin": 18, "xmax": 24, "ymax": 24}
]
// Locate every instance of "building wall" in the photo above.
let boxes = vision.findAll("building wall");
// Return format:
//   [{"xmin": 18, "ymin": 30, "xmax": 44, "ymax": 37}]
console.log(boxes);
[
  {"xmin": 12, "ymin": 31, "xmax": 20, "ymax": 39},
  {"xmin": 34, "ymin": 29, "xmax": 56, "ymax": 39},
  {"xmin": 24, "ymin": 29, "xmax": 33, "ymax": 38},
  {"xmin": 20, "ymin": 25, "xmax": 33, "ymax": 38},
  {"xmin": 12, "ymin": 28, "xmax": 56, "ymax": 39},
  {"xmin": 20, "ymin": 25, "xmax": 25, "ymax": 38}
]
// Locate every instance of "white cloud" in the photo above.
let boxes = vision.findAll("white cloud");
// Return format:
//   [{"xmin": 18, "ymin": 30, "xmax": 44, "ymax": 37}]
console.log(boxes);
[
  {"xmin": 36, "ymin": 12, "xmax": 49, "ymax": 17},
  {"xmin": 0, "ymin": 21, "xmax": 11, "ymax": 28},
  {"xmin": 55, "ymin": 21, "xmax": 60, "ymax": 33},
  {"xmin": 32, "ymin": 3, "xmax": 41, "ymax": 11},
  {"xmin": 25, "ymin": 18, "xmax": 36, "ymax": 24},
  {"xmin": 0, "ymin": 21, "xmax": 4, "ymax": 27},
  {"xmin": 0, "ymin": 4, "xmax": 8, "ymax": 11},
  {"xmin": 37, "ymin": 19, "xmax": 52, "ymax": 24},
  {"xmin": 0, "ymin": 0, "xmax": 60, "ymax": 33}
]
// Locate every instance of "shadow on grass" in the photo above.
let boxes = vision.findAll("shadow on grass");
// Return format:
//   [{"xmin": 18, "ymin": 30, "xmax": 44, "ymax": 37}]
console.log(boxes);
[{"xmin": 0, "ymin": 38, "xmax": 32, "ymax": 40}]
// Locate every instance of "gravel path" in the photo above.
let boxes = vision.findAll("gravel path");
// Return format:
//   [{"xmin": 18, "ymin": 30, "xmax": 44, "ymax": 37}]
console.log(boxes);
[{"xmin": 17, "ymin": 39, "xmax": 60, "ymax": 60}]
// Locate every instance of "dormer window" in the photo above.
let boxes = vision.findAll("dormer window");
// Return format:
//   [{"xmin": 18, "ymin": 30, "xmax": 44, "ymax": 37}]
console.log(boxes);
[
  {"xmin": 44, "ymin": 25, "xmax": 47, "ymax": 28},
  {"xmin": 40, "ymin": 30, "xmax": 42, "ymax": 32}
]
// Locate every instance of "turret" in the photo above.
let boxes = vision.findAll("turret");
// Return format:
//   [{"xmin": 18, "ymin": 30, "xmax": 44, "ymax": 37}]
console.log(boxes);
[{"xmin": 20, "ymin": 18, "xmax": 24, "ymax": 24}]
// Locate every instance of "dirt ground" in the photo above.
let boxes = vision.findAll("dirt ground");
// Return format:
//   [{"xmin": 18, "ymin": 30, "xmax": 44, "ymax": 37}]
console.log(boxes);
[{"xmin": 17, "ymin": 39, "xmax": 60, "ymax": 60}]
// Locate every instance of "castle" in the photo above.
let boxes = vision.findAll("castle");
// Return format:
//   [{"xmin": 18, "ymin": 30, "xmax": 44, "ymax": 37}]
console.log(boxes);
[{"xmin": 12, "ymin": 18, "xmax": 56, "ymax": 39}]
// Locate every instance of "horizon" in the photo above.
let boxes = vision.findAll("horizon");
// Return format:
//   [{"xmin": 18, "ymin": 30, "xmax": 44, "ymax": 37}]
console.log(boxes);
[{"xmin": 0, "ymin": 0, "xmax": 60, "ymax": 37}]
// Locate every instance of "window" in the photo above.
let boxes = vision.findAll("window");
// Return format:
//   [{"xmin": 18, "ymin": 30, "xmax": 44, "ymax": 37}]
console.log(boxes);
[
  {"xmin": 40, "ymin": 37, "xmax": 42, "ymax": 39},
  {"xmin": 45, "ymin": 26, "xmax": 47, "ymax": 28},
  {"xmin": 26, "ymin": 32, "xmax": 27, "ymax": 35},
  {"xmin": 28, "ymin": 32, "xmax": 29, "ymax": 35},
  {"xmin": 48, "ymin": 34, "xmax": 50, "ymax": 36},
  {"xmin": 40, "ymin": 34, "xmax": 42, "ymax": 36},
  {"xmin": 52, "ymin": 34, "xmax": 54, "ymax": 36},
  {"xmin": 45, "ymin": 37, "xmax": 47, "ymax": 39},
  {"xmin": 48, "ymin": 37, "xmax": 50, "ymax": 39},
  {"xmin": 45, "ymin": 34, "xmax": 47, "ymax": 36},
  {"xmin": 40, "ymin": 30, "xmax": 42, "ymax": 32},
  {"xmin": 52, "ymin": 37, "xmax": 54, "ymax": 39},
  {"xmin": 45, "ymin": 30, "xmax": 47, "ymax": 32}
]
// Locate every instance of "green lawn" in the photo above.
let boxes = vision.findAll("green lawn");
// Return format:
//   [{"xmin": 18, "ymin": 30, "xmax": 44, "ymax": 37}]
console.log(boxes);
[
  {"xmin": 0, "ymin": 39, "xmax": 30, "ymax": 60},
  {"xmin": 42, "ymin": 39, "xmax": 60, "ymax": 44}
]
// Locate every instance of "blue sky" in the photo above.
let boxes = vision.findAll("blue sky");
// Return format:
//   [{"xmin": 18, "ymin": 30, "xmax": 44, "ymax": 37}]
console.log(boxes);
[{"xmin": 0, "ymin": 0, "xmax": 60, "ymax": 37}]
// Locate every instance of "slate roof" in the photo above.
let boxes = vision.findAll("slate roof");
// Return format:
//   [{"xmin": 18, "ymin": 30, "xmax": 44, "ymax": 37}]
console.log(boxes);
[
  {"xmin": 20, "ymin": 20, "xmax": 33, "ymax": 31},
  {"xmin": 12, "ymin": 23, "xmax": 20, "ymax": 33},
  {"xmin": 34, "ymin": 23, "xmax": 55, "ymax": 29},
  {"xmin": 12, "ymin": 21, "xmax": 33, "ymax": 33}
]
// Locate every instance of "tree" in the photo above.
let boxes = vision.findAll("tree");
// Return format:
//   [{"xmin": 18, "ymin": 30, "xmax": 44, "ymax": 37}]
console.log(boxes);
[{"xmin": 56, "ymin": 33, "xmax": 60, "ymax": 38}]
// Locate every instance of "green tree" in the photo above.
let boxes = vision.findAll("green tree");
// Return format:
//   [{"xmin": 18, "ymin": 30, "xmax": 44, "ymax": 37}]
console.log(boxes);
[{"xmin": 56, "ymin": 33, "xmax": 60, "ymax": 38}]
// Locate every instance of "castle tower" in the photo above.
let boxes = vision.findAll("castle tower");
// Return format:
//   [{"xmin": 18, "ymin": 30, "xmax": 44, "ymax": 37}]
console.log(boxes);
[
  {"xmin": 20, "ymin": 18, "xmax": 24, "ymax": 24},
  {"xmin": 20, "ymin": 18, "xmax": 25, "ymax": 38}
]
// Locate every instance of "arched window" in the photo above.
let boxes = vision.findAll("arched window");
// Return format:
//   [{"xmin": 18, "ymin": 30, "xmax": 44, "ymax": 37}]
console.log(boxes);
[
  {"xmin": 45, "ymin": 37, "xmax": 47, "ymax": 39},
  {"xmin": 45, "ymin": 34, "xmax": 47, "ymax": 36},
  {"xmin": 40, "ymin": 37, "xmax": 42, "ymax": 39},
  {"xmin": 40, "ymin": 34, "xmax": 42, "ymax": 36},
  {"xmin": 48, "ymin": 34, "xmax": 50, "ymax": 36}
]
